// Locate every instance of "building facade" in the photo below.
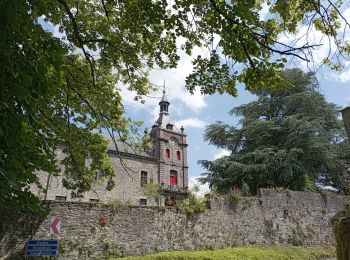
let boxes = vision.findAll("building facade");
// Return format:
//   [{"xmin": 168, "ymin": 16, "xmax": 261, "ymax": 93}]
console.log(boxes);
[{"xmin": 33, "ymin": 90, "xmax": 189, "ymax": 206}]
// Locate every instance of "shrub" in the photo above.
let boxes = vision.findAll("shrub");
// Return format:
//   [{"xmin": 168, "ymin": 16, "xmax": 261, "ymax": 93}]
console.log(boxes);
[
  {"xmin": 227, "ymin": 187, "xmax": 241, "ymax": 202},
  {"xmin": 143, "ymin": 183, "xmax": 161, "ymax": 200},
  {"xmin": 176, "ymin": 193, "xmax": 207, "ymax": 217}
]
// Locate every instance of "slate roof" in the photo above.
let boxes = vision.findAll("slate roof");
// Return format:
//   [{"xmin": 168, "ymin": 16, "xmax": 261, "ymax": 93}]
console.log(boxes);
[
  {"xmin": 103, "ymin": 134, "xmax": 151, "ymax": 158},
  {"xmin": 155, "ymin": 113, "xmax": 181, "ymax": 133}
]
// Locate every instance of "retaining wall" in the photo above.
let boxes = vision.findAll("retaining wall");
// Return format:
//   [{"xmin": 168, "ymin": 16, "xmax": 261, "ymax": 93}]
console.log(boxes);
[{"xmin": 1, "ymin": 189, "xmax": 349, "ymax": 259}]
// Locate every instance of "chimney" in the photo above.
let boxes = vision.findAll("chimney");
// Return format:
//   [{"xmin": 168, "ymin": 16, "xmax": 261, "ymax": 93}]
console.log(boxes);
[{"xmin": 341, "ymin": 107, "xmax": 350, "ymax": 143}]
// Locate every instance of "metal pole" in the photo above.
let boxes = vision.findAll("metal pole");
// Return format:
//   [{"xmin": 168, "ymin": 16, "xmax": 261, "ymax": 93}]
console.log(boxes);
[{"xmin": 44, "ymin": 172, "xmax": 52, "ymax": 201}]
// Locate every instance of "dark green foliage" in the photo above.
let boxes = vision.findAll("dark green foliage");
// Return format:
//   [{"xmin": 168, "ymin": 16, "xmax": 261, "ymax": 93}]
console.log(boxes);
[{"xmin": 200, "ymin": 69, "xmax": 350, "ymax": 195}]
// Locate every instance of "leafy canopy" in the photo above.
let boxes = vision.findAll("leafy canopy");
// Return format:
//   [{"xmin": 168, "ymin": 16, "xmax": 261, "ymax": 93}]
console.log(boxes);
[
  {"xmin": 1, "ymin": 0, "xmax": 350, "ymax": 213},
  {"xmin": 200, "ymin": 69, "xmax": 350, "ymax": 195}
]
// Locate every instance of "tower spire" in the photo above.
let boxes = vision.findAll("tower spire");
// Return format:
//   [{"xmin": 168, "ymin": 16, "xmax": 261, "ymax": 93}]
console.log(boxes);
[{"xmin": 159, "ymin": 81, "xmax": 169, "ymax": 114}]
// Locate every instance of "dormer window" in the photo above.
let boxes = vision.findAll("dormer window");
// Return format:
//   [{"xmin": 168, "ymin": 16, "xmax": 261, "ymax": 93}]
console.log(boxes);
[{"xmin": 166, "ymin": 124, "xmax": 173, "ymax": 130}]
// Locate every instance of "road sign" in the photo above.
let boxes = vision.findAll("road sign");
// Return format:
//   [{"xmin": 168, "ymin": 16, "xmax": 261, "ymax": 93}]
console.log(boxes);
[
  {"xmin": 26, "ymin": 240, "xmax": 58, "ymax": 256},
  {"xmin": 50, "ymin": 217, "xmax": 61, "ymax": 236}
]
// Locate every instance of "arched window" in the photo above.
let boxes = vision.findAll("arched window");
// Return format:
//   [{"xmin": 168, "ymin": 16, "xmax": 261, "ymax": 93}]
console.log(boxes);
[
  {"xmin": 170, "ymin": 170, "xmax": 177, "ymax": 185},
  {"xmin": 166, "ymin": 148, "xmax": 170, "ymax": 158},
  {"xmin": 176, "ymin": 151, "xmax": 181, "ymax": 160}
]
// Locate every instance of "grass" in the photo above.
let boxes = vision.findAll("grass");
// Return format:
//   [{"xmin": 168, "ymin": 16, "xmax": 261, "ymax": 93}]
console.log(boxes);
[{"xmin": 111, "ymin": 245, "xmax": 335, "ymax": 260}]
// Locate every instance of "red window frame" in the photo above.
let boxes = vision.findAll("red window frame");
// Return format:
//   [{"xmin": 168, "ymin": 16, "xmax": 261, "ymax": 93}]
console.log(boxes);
[
  {"xmin": 176, "ymin": 151, "xmax": 181, "ymax": 160},
  {"xmin": 170, "ymin": 170, "xmax": 177, "ymax": 185},
  {"xmin": 166, "ymin": 148, "xmax": 170, "ymax": 158}
]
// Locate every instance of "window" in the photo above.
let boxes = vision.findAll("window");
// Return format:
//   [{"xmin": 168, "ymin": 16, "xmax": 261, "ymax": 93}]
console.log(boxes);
[
  {"xmin": 166, "ymin": 124, "xmax": 173, "ymax": 130},
  {"xmin": 166, "ymin": 148, "xmax": 170, "ymax": 158},
  {"xmin": 170, "ymin": 170, "xmax": 177, "ymax": 185},
  {"xmin": 140, "ymin": 171, "xmax": 148, "ymax": 187},
  {"xmin": 55, "ymin": 196, "xmax": 67, "ymax": 201},
  {"xmin": 176, "ymin": 151, "xmax": 181, "ymax": 160},
  {"xmin": 139, "ymin": 199, "xmax": 147, "ymax": 206}
]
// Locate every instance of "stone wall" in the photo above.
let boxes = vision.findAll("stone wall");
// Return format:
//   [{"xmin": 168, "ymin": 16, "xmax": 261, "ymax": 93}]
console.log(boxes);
[
  {"xmin": 1, "ymin": 189, "xmax": 349, "ymax": 259},
  {"xmin": 32, "ymin": 151, "xmax": 159, "ymax": 206}
]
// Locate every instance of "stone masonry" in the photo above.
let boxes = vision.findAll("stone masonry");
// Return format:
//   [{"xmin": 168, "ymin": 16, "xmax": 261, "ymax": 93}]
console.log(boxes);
[{"xmin": 1, "ymin": 189, "xmax": 349, "ymax": 259}]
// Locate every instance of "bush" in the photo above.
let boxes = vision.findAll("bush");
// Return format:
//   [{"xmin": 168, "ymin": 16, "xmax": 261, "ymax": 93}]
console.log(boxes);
[
  {"xmin": 176, "ymin": 193, "xmax": 207, "ymax": 217},
  {"xmin": 143, "ymin": 182, "xmax": 161, "ymax": 200},
  {"xmin": 227, "ymin": 187, "xmax": 241, "ymax": 202}
]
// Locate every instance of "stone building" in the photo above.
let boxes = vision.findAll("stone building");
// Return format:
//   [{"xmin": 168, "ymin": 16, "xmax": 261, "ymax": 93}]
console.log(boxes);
[{"xmin": 34, "ymin": 90, "xmax": 189, "ymax": 206}]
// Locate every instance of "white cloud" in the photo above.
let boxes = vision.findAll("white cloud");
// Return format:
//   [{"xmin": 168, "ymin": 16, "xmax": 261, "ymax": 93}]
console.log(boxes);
[
  {"xmin": 213, "ymin": 149, "xmax": 230, "ymax": 160},
  {"xmin": 334, "ymin": 60, "xmax": 350, "ymax": 83},
  {"xmin": 148, "ymin": 44, "xmax": 208, "ymax": 111},
  {"xmin": 259, "ymin": 2, "xmax": 270, "ymax": 21},
  {"xmin": 120, "ymin": 38, "xmax": 208, "ymax": 117},
  {"xmin": 189, "ymin": 176, "xmax": 210, "ymax": 197},
  {"xmin": 174, "ymin": 118, "xmax": 207, "ymax": 129},
  {"xmin": 338, "ymin": 69, "xmax": 350, "ymax": 82}
]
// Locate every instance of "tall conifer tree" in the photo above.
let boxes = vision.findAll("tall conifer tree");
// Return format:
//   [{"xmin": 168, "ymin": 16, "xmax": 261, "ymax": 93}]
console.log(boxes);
[{"xmin": 200, "ymin": 69, "xmax": 350, "ymax": 195}]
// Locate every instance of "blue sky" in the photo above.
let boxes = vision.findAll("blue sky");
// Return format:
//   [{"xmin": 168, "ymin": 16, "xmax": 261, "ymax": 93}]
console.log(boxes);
[{"xmin": 40, "ymin": 8, "xmax": 350, "ymax": 194}]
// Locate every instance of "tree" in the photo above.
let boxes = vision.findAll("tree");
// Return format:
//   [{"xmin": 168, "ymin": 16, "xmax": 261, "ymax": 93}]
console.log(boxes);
[
  {"xmin": 200, "ymin": 69, "xmax": 350, "ymax": 195},
  {"xmin": 1, "ymin": 0, "xmax": 349, "ymax": 213}
]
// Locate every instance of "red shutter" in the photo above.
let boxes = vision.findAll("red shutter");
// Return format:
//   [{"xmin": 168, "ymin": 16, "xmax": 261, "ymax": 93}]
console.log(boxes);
[{"xmin": 170, "ymin": 170, "xmax": 177, "ymax": 185}]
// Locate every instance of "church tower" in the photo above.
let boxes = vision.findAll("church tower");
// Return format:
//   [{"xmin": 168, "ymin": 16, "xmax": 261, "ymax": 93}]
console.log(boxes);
[{"xmin": 149, "ymin": 89, "xmax": 189, "ymax": 202}]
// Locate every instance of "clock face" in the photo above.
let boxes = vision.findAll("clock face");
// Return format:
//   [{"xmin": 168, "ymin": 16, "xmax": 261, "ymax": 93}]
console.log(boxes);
[{"xmin": 169, "ymin": 137, "xmax": 177, "ymax": 148}]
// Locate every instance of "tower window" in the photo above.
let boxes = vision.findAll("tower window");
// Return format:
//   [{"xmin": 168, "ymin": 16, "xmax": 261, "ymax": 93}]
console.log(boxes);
[
  {"xmin": 166, "ymin": 148, "xmax": 170, "ymax": 158},
  {"xmin": 170, "ymin": 170, "xmax": 177, "ymax": 185},
  {"xmin": 140, "ymin": 171, "xmax": 147, "ymax": 187},
  {"xmin": 176, "ymin": 151, "xmax": 181, "ymax": 160},
  {"xmin": 166, "ymin": 124, "xmax": 173, "ymax": 130},
  {"xmin": 55, "ymin": 196, "xmax": 67, "ymax": 201}
]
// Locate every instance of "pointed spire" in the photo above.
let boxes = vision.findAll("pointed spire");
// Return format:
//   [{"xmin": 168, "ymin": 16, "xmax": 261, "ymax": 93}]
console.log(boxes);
[
  {"xmin": 152, "ymin": 82, "xmax": 180, "ymax": 133},
  {"xmin": 159, "ymin": 81, "xmax": 169, "ymax": 114}
]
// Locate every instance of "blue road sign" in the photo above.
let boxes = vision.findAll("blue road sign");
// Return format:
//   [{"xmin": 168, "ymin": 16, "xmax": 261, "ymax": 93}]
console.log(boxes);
[{"xmin": 26, "ymin": 240, "xmax": 58, "ymax": 257}]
